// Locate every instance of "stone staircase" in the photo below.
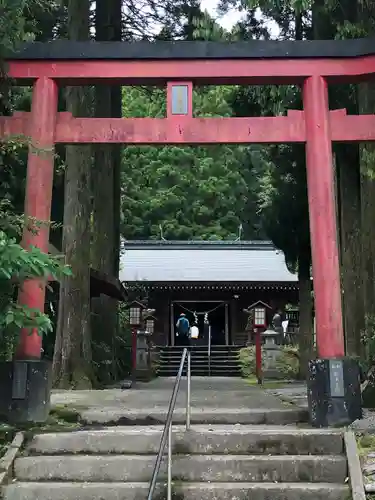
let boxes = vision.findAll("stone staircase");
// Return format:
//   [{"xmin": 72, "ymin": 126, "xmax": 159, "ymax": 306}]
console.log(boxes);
[
  {"xmin": 157, "ymin": 345, "xmax": 242, "ymax": 377},
  {"xmin": 3, "ymin": 425, "xmax": 349, "ymax": 500}
]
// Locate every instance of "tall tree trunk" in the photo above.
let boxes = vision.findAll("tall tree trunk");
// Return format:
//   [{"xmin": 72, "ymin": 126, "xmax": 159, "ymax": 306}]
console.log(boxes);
[
  {"xmin": 52, "ymin": 0, "xmax": 93, "ymax": 389},
  {"xmin": 337, "ymin": 144, "xmax": 364, "ymax": 357},
  {"xmin": 91, "ymin": 0, "xmax": 122, "ymax": 384},
  {"xmin": 359, "ymin": 81, "xmax": 375, "ymax": 357},
  {"xmin": 298, "ymin": 252, "xmax": 313, "ymax": 379},
  {"xmin": 295, "ymin": 11, "xmax": 302, "ymax": 41},
  {"xmin": 358, "ymin": 0, "xmax": 375, "ymax": 362},
  {"xmin": 294, "ymin": 9, "xmax": 312, "ymax": 380}
]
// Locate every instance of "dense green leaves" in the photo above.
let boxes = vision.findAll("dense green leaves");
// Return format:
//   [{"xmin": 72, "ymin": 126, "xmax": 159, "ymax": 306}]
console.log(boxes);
[
  {"xmin": 0, "ymin": 0, "xmax": 74, "ymax": 360},
  {"xmin": 121, "ymin": 85, "xmax": 266, "ymax": 240},
  {"xmin": 0, "ymin": 209, "xmax": 71, "ymax": 345}
]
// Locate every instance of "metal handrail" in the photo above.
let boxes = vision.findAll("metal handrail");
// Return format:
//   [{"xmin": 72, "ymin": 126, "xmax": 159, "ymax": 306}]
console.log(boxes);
[{"xmin": 147, "ymin": 346, "xmax": 191, "ymax": 500}]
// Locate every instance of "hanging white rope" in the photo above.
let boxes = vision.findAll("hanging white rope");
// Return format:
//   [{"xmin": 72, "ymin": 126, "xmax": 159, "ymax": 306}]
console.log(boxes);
[{"xmin": 175, "ymin": 302, "xmax": 225, "ymax": 316}]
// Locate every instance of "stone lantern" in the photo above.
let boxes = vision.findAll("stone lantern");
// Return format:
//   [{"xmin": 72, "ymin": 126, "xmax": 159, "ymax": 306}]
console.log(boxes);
[
  {"xmin": 261, "ymin": 327, "xmax": 282, "ymax": 379},
  {"xmin": 244, "ymin": 300, "xmax": 271, "ymax": 384},
  {"xmin": 136, "ymin": 308, "xmax": 156, "ymax": 380}
]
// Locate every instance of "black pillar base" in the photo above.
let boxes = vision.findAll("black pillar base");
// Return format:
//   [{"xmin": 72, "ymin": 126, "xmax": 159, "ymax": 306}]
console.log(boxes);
[
  {"xmin": 307, "ymin": 358, "xmax": 362, "ymax": 427},
  {"xmin": 0, "ymin": 360, "xmax": 52, "ymax": 424}
]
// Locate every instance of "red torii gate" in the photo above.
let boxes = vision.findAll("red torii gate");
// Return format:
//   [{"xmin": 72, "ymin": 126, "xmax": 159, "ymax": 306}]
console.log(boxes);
[{"xmin": 1, "ymin": 38, "xmax": 371, "ymax": 423}]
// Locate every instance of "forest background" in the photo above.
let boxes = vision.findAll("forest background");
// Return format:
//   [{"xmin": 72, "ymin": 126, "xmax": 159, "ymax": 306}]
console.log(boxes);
[{"xmin": 0, "ymin": 0, "xmax": 374, "ymax": 389}]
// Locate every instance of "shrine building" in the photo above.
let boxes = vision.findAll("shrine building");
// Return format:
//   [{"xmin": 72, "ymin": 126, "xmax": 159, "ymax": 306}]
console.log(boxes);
[{"xmin": 120, "ymin": 240, "xmax": 298, "ymax": 348}]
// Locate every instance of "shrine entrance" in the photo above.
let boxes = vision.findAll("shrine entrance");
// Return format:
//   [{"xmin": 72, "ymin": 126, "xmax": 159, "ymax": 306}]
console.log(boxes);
[
  {"xmin": 2, "ymin": 38, "xmax": 373, "ymax": 425},
  {"xmin": 172, "ymin": 301, "xmax": 228, "ymax": 347}
]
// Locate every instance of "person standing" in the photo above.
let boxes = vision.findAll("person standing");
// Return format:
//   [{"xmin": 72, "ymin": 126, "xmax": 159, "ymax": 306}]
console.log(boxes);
[
  {"xmin": 176, "ymin": 313, "xmax": 191, "ymax": 347},
  {"xmin": 190, "ymin": 322, "xmax": 199, "ymax": 346},
  {"xmin": 272, "ymin": 309, "xmax": 284, "ymax": 345}
]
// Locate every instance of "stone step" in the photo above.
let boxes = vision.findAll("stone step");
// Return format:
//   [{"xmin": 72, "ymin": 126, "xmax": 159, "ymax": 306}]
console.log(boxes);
[
  {"xmin": 157, "ymin": 367, "xmax": 241, "ymax": 374},
  {"xmin": 159, "ymin": 350, "xmax": 241, "ymax": 355},
  {"xmin": 157, "ymin": 368, "xmax": 242, "ymax": 378},
  {"xmin": 159, "ymin": 346, "xmax": 241, "ymax": 351},
  {"xmin": 27, "ymin": 426, "xmax": 344, "ymax": 456},
  {"xmin": 158, "ymin": 371, "xmax": 242, "ymax": 378},
  {"xmin": 14, "ymin": 454, "xmax": 347, "ymax": 483},
  {"xmin": 2, "ymin": 482, "xmax": 349, "ymax": 500},
  {"xmin": 158, "ymin": 357, "xmax": 241, "ymax": 360},
  {"xmin": 158, "ymin": 358, "xmax": 241, "ymax": 363},
  {"xmin": 158, "ymin": 361, "xmax": 241, "ymax": 366},
  {"xmin": 158, "ymin": 356, "xmax": 241, "ymax": 363},
  {"xmin": 158, "ymin": 367, "xmax": 241, "ymax": 370},
  {"xmin": 78, "ymin": 407, "xmax": 308, "ymax": 425}
]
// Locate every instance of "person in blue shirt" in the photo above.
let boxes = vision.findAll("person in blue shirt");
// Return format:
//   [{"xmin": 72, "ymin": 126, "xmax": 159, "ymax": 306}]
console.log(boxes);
[{"xmin": 176, "ymin": 313, "xmax": 190, "ymax": 346}]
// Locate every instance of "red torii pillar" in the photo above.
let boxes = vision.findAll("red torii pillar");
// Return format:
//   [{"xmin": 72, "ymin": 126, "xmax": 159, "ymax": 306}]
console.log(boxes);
[
  {"xmin": 302, "ymin": 75, "xmax": 360, "ymax": 427},
  {"xmin": 303, "ymin": 75, "xmax": 345, "ymax": 359},
  {"xmin": 16, "ymin": 77, "xmax": 58, "ymax": 360}
]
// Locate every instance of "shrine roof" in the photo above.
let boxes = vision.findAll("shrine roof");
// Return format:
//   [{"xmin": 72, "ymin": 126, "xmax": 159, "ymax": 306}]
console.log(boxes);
[
  {"xmin": 8, "ymin": 38, "xmax": 375, "ymax": 61},
  {"xmin": 119, "ymin": 240, "xmax": 297, "ymax": 285}
]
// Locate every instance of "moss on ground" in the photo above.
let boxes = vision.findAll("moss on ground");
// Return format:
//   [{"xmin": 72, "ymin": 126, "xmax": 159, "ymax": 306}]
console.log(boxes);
[
  {"xmin": 246, "ymin": 377, "xmax": 293, "ymax": 390},
  {"xmin": 0, "ymin": 423, "xmax": 15, "ymax": 459},
  {"xmin": 356, "ymin": 433, "xmax": 375, "ymax": 458},
  {"xmin": 0, "ymin": 404, "xmax": 86, "ymax": 454}
]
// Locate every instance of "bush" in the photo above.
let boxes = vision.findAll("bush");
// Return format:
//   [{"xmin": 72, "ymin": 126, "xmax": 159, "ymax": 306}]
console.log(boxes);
[
  {"xmin": 239, "ymin": 345, "xmax": 299, "ymax": 380},
  {"xmin": 0, "ymin": 202, "xmax": 71, "ymax": 360}
]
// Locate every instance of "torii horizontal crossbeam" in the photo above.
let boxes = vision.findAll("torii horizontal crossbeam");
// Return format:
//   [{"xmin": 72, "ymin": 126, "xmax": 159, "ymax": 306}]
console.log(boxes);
[{"xmin": 0, "ymin": 109, "xmax": 374, "ymax": 144}]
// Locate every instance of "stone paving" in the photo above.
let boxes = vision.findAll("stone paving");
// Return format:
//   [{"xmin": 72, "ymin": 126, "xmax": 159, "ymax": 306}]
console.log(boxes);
[
  {"xmin": 264, "ymin": 383, "xmax": 309, "ymax": 409},
  {"xmin": 51, "ymin": 377, "xmax": 307, "ymax": 425},
  {"xmin": 53, "ymin": 377, "xmax": 286, "ymax": 409},
  {"xmin": 264, "ymin": 381, "xmax": 375, "ymax": 432},
  {"xmin": 52, "ymin": 376, "xmax": 375, "ymax": 429}
]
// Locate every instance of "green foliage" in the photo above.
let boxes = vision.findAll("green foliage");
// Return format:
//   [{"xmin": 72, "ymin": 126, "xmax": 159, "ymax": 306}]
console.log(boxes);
[
  {"xmin": 0, "ymin": 223, "xmax": 71, "ymax": 345},
  {"xmin": 0, "ymin": 0, "xmax": 75, "ymax": 361},
  {"xmin": 121, "ymin": 86, "xmax": 266, "ymax": 240},
  {"xmin": 239, "ymin": 345, "xmax": 300, "ymax": 379},
  {"xmin": 239, "ymin": 346, "xmax": 256, "ymax": 377},
  {"xmin": 0, "ymin": 0, "xmax": 55, "ymax": 59},
  {"xmin": 362, "ymin": 314, "xmax": 375, "ymax": 368},
  {"xmin": 0, "ymin": 141, "xmax": 70, "ymax": 360}
]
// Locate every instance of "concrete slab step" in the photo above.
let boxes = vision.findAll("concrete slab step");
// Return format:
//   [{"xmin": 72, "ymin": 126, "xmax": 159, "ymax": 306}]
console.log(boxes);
[
  {"xmin": 158, "ymin": 356, "xmax": 240, "ymax": 366},
  {"xmin": 158, "ymin": 358, "xmax": 240, "ymax": 364},
  {"xmin": 157, "ymin": 364, "xmax": 241, "ymax": 369},
  {"xmin": 2, "ymin": 482, "xmax": 350, "ymax": 500},
  {"xmin": 158, "ymin": 360, "xmax": 241, "ymax": 365},
  {"xmin": 158, "ymin": 370, "xmax": 241, "ymax": 376},
  {"xmin": 159, "ymin": 346, "xmax": 241, "ymax": 351},
  {"xmin": 159, "ymin": 353, "xmax": 241, "ymax": 357},
  {"xmin": 157, "ymin": 370, "xmax": 241, "ymax": 378},
  {"xmin": 158, "ymin": 365, "xmax": 241, "ymax": 370},
  {"xmin": 14, "ymin": 454, "xmax": 347, "ymax": 483},
  {"xmin": 78, "ymin": 407, "xmax": 308, "ymax": 425},
  {"xmin": 27, "ymin": 426, "xmax": 344, "ymax": 456}
]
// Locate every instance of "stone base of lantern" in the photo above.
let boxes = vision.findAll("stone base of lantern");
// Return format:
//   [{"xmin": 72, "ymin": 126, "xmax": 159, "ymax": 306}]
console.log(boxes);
[
  {"xmin": 135, "ymin": 331, "xmax": 154, "ymax": 381},
  {"xmin": 0, "ymin": 360, "xmax": 51, "ymax": 424},
  {"xmin": 262, "ymin": 344, "xmax": 283, "ymax": 379}
]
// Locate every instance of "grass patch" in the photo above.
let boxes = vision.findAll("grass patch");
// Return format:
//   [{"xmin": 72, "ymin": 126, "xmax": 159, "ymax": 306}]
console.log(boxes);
[
  {"xmin": 0, "ymin": 423, "xmax": 15, "ymax": 459},
  {"xmin": 20, "ymin": 405, "xmax": 84, "ymax": 437},
  {"xmin": 246, "ymin": 377, "xmax": 292, "ymax": 390},
  {"xmin": 239, "ymin": 346, "xmax": 299, "ymax": 380},
  {"xmin": 357, "ymin": 433, "xmax": 375, "ymax": 458},
  {"xmin": 0, "ymin": 404, "xmax": 86, "ymax": 454}
]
